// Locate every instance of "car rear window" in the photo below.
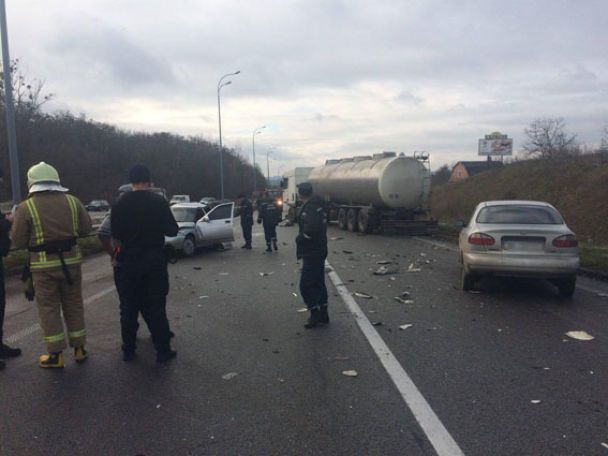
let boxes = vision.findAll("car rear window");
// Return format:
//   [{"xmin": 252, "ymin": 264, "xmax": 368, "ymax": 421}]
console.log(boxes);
[{"xmin": 476, "ymin": 205, "xmax": 563, "ymax": 224}]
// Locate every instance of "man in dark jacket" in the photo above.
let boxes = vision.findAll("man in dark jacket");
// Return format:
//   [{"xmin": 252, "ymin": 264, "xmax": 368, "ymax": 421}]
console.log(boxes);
[
  {"xmin": 237, "ymin": 193, "xmax": 254, "ymax": 249},
  {"xmin": 257, "ymin": 192, "xmax": 281, "ymax": 252},
  {"xmin": 295, "ymin": 182, "xmax": 329, "ymax": 329},
  {"xmin": 0, "ymin": 171, "xmax": 21, "ymax": 370},
  {"xmin": 111, "ymin": 165, "xmax": 179, "ymax": 363}
]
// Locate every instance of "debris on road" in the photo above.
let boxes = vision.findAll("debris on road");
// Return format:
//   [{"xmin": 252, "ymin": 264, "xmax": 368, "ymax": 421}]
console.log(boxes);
[
  {"xmin": 565, "ymin": 331, "xmax": 595, "ymax": 341},
  {"xmin": 393, "ymin": 296, "xmax": 414, "ymax": 304},
  {"xmin": 259, "ymin": 272, "xmax": 274, "ymax": 277},
  {"xmin": 156, "ymin": 404, "xmax": 161, "ymax": 409},
  {"xmin": 292, "ymin": 292, "xmax": 298, "ymax": 297},
  {"xmin": 399, "ymin": 324, "xmax": 413, "ymax": 330},
  {"xmin": 221, "ymin": 372, "xmax": 239, "ymax": 381},
  {"xmin": 407, "ymin": 263, "xmax": 421, "ymax": 272},
  {"xmin": 193, "ymin": 266, "xmax": 202, "ymax": 270},
  {"xmin": 330, "ymin": 236, "xmax": 344, "ymax": 241},
  {"xmin": 601, "ymin": 442, "xmax": 608, "ymax": 450},
  {"xmin": 372, "ymin": 321, "xmax": 383, "ymax": 327},
  {"xmin": 342, "ymin": 250, "xmax": 353, "ymax": 254},
  {"xmin": 353, "ymin": 292, "xmax": 373, "ymax": 299},
  {"xmin": 420, "ymin": 253, "xmax": 427, "ymax": 257},
  {"xmin": 219, "ymin": 272, "xmax": 229, "ymax": 276},
  {"xmin": 373, "ymin": 265, "xmax": 398, "ymax": 276},
  {"xmin": 376, "ymin": 260, "xmax": 392, "ymax": 265},
  {"xmin": 297, "ymin": 308, "xmax": 308, "ymax": 313},
  {"xmin": 530, "ymin": 400, "xmax": 541, "ymax": 404},
  {"xmin": 331, "ymin": 356, "xmax": 350, "ymax": 361},
  {"xmin": 199, "ymin": 295, "xmax": 209, "ymax": 299},
  {"xmin": 342, "ymin": 370, "xmax": 358, "ymax": 377}
]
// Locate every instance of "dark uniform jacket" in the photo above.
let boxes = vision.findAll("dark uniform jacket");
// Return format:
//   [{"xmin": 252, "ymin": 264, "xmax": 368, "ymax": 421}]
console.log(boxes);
[
  {"xmin": 296, "ymin": 195, "xmax": 328, "ymax": 260},
  {"xmin": 239, "ymin": 198, "xmax": 254, "ymax": 227},
  {"xmin": 258, "ymin": 199, "xmax": 281, "ymax": 226}
]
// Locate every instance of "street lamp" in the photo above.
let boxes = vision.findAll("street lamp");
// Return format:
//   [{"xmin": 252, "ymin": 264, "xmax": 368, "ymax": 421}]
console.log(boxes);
[
  {"xmin": 266, "ymin": 147, "xmax": 275, "ymax": 185},
  {"xmin": 252, "ymin": 125, "xmax": 266, "ymax": 194},
  {"xmin": 217, "ymin": 70, "xmax": 240, "ymax": 200}
]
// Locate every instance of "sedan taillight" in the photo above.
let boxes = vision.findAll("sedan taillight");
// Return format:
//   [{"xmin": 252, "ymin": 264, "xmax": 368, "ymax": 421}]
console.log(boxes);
[
  {"xmin": 553, "ymin": 234, "xmax": 578, "ymax": 248},
  {"xmin": 468, "ymin": 233, "xmax": 495, "ymax": 246}
]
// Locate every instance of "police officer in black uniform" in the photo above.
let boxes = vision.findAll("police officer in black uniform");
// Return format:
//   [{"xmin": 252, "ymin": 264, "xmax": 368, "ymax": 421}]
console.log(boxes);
[
  {"xmin": 295, "ymin": 182, "xmax": 329, "ymax": 329},
  {"xmin": 111, "ymin": 165, "xmax": 179, "ymax": 363},
  {"xmin": 257, "ymin": 192, "xmax": 281, "ymax": 252},
  {"xmin": 237, "ymin": 193, "xmax": 254, "ymax": 249}
]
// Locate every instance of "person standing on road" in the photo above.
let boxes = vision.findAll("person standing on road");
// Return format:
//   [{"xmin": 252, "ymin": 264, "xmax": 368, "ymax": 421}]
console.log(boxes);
[
  {"xmin": 0, "ymin": 169, "xmax": 22, "ymax": 371},
  {"xmin": 295, "ymin": 182, "xmax": 329, "ymax": 329},
  {"xmin": 257, "ymin": 192, "xmax": 281, "ymax": 252},
  {"xmin": 237, "ymin": 193, "xmax": 254, "ymax": 249},
  {"xmin": 11, "ymin": 162, "xmax": 92, "ymax": 368},
  {"xmin": 111, "ymin": 165, "xmax": 179, "ymax": 363}
]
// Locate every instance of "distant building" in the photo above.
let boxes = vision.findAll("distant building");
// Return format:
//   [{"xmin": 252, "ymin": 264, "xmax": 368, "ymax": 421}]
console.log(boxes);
[{"xmin": 449, "ymin": 160, "xmax": 504, "ymax": 183}]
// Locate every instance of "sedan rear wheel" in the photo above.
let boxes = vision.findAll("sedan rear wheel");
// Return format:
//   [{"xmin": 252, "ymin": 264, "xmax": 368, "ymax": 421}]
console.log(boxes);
[
  {"xmin": 182, "ymin": 235, "xmax": 196, "ymax": 257},
  {"xmin": 461, "ymin": 266, "xmax": 476, "ymax": 291},
  {"xmin": 555, "ymin": 276, "xmax": 576, "ymax": 298}
]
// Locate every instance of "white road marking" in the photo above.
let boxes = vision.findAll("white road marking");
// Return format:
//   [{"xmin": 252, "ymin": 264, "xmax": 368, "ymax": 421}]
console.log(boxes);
[
  {"xmin": 5, "ymin": 285, "xmax": 117, "ymax": 345},
  {"xmin": 413, "ymin": 236, "xmax": 608, "ymax": 296},
  {"xmin": 325, "ymin": 260, "xmax": 465, "ymax": 456}
]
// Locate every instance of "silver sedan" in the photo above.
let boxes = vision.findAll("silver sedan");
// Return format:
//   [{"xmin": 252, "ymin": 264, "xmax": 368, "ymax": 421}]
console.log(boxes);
[{"xmin": 458, "ymin": 200, "xmax": 580, "ymax": 296}]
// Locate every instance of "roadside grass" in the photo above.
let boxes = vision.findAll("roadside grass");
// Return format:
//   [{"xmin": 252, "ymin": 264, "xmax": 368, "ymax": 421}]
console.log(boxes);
[{"xmin": 3, "ymin": 235, "xmax": 103, "ymax": 271}]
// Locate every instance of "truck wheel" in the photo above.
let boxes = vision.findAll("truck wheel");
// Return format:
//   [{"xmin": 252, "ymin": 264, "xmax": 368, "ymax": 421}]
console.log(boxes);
[
  {"xmin": 182, "ymin": 235, "xmax": 196, "ymax": 257},
  {"xmin": 346, "ymin": 208, "xmax": 359, "ymax": 232},
  {"xmin": 338, "ymin": 208, "xmax": 348, "ymax": 230},
  {"xmin": 357, "ymin": 210, "xmax": 374, "ymax": 234}
]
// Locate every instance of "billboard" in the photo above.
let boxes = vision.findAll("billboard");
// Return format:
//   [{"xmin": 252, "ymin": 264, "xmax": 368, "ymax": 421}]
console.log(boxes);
[{"xmin": 478, "ymin": 133, "xmax": 513, "ymax": 156}]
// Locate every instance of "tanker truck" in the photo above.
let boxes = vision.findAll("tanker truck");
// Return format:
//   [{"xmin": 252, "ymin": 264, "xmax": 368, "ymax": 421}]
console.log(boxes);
[{"xmin": 308, "ymin": 151, "xmax": 437, "ymax": 233}]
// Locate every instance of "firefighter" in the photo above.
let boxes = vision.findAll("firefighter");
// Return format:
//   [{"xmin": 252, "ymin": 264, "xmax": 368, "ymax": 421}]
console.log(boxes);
[
  {"xmin": 11, "ymin": 162, "xmax": 93, "ymax": 368},
  {"xmin": 295, "ymin": 182, "xmax": 329, "ymax": 329},
  {"xmin": 237, "ymin": 193, "xmax": 254, "ymax": 249},
  {"xmin": 111, "ymin": 165, "xmax": 178, "ymax": 363},
  {"xmin": 257, "ymin": 192, "xmax": 281, "ymax": 252}
]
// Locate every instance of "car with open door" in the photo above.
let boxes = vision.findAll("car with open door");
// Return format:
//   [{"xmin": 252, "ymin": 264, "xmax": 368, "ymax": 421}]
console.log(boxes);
[{"xmin": 165, "ymin": 202, "xmax": 235, "ymax": 256}]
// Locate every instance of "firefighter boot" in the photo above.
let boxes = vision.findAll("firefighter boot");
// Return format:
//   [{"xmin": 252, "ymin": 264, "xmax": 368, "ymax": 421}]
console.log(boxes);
[
  {"xmin": 304, "ymin": 308, "xmax": 323, "ymax": 329},
  {"xmin": 272, "ymin": 239, "xmax": 278, "ymax": 251},
  {"xmin": 74, "ymin": 346, "xmax": 88, "ymax": 364},
  {"xmin": 39, "ymin": 352, "xmax": 64, "ymax": 369},
  {"xmin": 156, "ymin": 349, "xmax": 177, "ymax": 364},
  {"xmin": 0, "ymin": 343, "xmax": 22, "ymax": 358},
  {"xmin": 265, "ymin": 243, "xmax": 272, "ymax": 253},
  {"xmin": 320, "ymin": 305, "xmax": 330, "ymax": 324}
]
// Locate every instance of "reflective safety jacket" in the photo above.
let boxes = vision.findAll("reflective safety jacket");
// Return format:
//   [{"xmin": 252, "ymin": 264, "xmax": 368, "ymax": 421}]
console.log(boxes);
[{"xmin": 11, "ymin": 192, "xmax": 93, "ymax": 271}]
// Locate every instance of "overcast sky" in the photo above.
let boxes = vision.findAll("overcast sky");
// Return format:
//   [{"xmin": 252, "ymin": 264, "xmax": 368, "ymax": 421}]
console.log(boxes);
[{"xmin": 8, "ymin": 0, "xmax": 608, "ymax": 172}]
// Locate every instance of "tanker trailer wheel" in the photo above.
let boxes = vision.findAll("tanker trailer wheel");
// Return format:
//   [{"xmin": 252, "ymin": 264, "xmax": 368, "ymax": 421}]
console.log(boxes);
[
  {"xmin": 346, "ymin": 208, "xmax": 359, "ymax": 232},
  {"xmin": 338, "ymin": 208, "xmax": 348, "ymax": 230},
  {"xmin": 357, "ymin": 209, "xmax": 374, "ymax": 234}
]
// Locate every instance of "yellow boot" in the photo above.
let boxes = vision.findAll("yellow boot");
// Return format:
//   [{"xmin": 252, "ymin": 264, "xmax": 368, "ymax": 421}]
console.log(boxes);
[
  {"xmin": 74, "ymin": 346, "xmax": 88, "ymax": 364},
  {"xmin": 39, "ymin": 352, "xmax": 64, "ymax": 369}
]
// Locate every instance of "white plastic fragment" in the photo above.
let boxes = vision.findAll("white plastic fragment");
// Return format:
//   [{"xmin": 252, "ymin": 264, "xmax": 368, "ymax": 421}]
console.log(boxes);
[
  {"xmin": 292, "ymin": 292, "xmax": 298, "ymax": 297},
  {"xmin": 199, "ymin": 295, "xmax": 209, "ymax": 299},
  {"xmin": 222, "ymin": 372, "xmax": 239, "ymax": 380},
  {"xmin": 600, "ymin": 442, "xmax": 608, "ymax": 449},
  {"xmin": 259, "ymin": 272, "xmax": 274, "ymax": 277},
  {"xmin": 342, "ymin": 370, "xmax": 358, "ymax": 377},
  {"xmin": 376, "ymin": 260, "xmax": 392, "ymax": 265},
  {"xmin": 393, "ymin": 297, "xmax": 413, "ymax": 304},
  {"xmin": 297, "ymin": 308, "xmax": 308, "ymax": 313},
  {"xmin": 530, "ymin": 400, "xmax": 541, "ymax": 404},
  {"xmin": 565, "ymin": 331, "xmax": 595, "ymax": 341},
  {"xmin": 407, "ymin": 263, "xmax": 421, "ymax": 272},
  {"xmin": 399, "ymin": 324, "xmax": 413, "ymax": 330},
  {"xmin": 156, "ymin": 404, "xmax": 161, "ymax": 409},
  {"xmin": 354, "ymin": 292, "xmax": 373, "ymax": 299}
]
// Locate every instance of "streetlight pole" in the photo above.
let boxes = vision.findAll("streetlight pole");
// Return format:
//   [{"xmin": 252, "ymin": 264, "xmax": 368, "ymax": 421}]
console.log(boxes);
[
  {"xmin": 217, "ymin": 70, "xmax": 240, "ymax": 200},
  {"xmin": 0, "ymin": 0, "xmax": 21, "ymax": 203},
  {"xmin": 266, "ymin": 148, "xmax": 272, "ymax": 186},
  {"xmin": 252, "ymin": 125, "xmax": 265, "ymax": 194}
]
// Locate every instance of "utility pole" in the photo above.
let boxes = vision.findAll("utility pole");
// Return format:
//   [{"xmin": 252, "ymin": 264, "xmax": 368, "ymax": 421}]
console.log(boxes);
[
  {"xmin": 217, "ymin": 70, "xmax": 240, "ymax": 200},
  {"xmin": 252, "ymin": 125, "xmax": 266, "ymax": 195},
  {"xmin": 0, "ymin": 0, "xmax": 21, "ymax": 203}
]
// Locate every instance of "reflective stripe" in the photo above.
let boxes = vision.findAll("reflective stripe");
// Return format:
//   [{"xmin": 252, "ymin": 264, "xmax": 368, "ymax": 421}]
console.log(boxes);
[
  {"xmin": 43, "ymin": 333, "xmax": 65, "ymax": 343},
  {"xmin": 68, "ymin": 329, "xmax": 86, "ymax": 339},
  {"xmin": 66, "ymin": 195, "xmax": 78, "ymax": 236},
  {"xmin": 30, "ymin": 255, "xmax": 82, "ymax": 270},
  {"xmin": 25, "ymin": 199, "xmax": 44, "ymax": 246}
]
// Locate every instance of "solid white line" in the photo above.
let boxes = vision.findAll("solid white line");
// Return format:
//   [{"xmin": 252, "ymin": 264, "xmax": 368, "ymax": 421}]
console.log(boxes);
[
  {"xmin": 5, "ymin": 285, "xmax": 116, "ymax": 345},
  {"xmin": 325, "ymin": 261, "xmax": 465, "ymax": 456}
]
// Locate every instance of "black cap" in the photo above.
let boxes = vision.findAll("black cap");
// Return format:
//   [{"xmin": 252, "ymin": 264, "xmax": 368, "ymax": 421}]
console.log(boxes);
[
  {"xmin": 297, "ymin": 182, "xmax": 313, "ymax": 196},
  {"xmin": 128, "ymin": 164, "xmax": 151, "ymax": 184}
]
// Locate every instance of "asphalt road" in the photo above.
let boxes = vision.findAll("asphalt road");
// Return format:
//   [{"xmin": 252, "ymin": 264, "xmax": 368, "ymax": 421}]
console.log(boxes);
[{"xmin": 1, "ymin": 222, "xmax": 607, "ymax": 456}]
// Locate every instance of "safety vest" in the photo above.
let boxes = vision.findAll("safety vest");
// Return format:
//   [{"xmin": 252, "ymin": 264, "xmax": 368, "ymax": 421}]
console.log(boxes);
[{"xmin": 25, "ymin": 195, "xmax": 83, "ymax": 271}]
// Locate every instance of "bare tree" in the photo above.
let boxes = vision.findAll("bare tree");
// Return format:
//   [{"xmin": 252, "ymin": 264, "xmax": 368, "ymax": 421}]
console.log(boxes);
[
  {"xmin": 522, "ymin": 117, "xmax": 578, "ymax": 159},
  {"xmin": 600, "ymin": 125, "xmax": 608, "ymax": 152},
  {"xmin": 0, "ymin": 58, "xmax": 53, "ymax": 118}
]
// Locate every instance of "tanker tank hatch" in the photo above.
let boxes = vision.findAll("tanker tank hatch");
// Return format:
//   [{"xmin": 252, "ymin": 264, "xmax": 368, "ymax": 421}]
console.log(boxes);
[
  {"xmin": 353, "ymin": 156, "xmax": 372, "ymax": 161},
  {"xmin": 374, "ymin": 151, "xmax": 397, "ymax": 160},
  {"xmin": 325, "ymin": 159, "xmax": 340, "ymax": 165}
]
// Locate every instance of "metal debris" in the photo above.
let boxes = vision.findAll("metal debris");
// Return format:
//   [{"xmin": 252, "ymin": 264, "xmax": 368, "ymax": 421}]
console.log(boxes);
[
  {"xmin": 565, "ymin": 331, "xmax": 595, "ymax": 341},
  {"xmin": 372, "ymin": 321, "xmax": 383, "ymax": 327},
  {"xmin": 342, "ymin": 370, "xmax": 358, "ymax": 377},
  {"xmin": 259, "ymin": 272, "xmax": 274, "ymax": 277},
  {"xmin": 601, "ymin": 442, "xmax": 608, "ymax": 449},
  {"xmin": 221, "ymin": 372, "xmax": 239, "ymax": 381},
  {"xmin": 193, "ymin": 267, "xmax": 202, "ymax": 270},
  {"xmin": 399, "ymin": 324, "xmax": 413, "ymax": 330},
  {"xmin": 353, "ymin": 292, "xmax": 373, "ymax": 299},
  {"xmin": 342, "ymin": 250, "xmax": 353, "ymax": 254},
  {"xmin": 373, "ymin": 266, "xmax": 395, "ymax": 276},
  {"xmin": 199, "ymin": 295, "xmax": 209, "ymax": 299},
  {"xmin": 393, "ymin": 296, "xmax": 414, "ymax": 304},
  {"xmin": 376, "ymin": 260, "xmax": 392, "ymax": 265},
  {"xmin": 292, "ymin": 292, "xmax": 298, "ymax": 297},
  {"xmin": 407, "ymin": 263, "xmax": 421, "ymax": 272}
]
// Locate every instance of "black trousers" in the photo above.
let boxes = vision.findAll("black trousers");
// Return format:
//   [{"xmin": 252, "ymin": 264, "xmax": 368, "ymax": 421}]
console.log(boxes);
[
  {"xmin": 0, "ymin": 263, "xmax": 5, "ymax": 342},
  {"xmin": 263, "ymin": 223, "xmax": 277, "ymax": 244},
  {"xmin": 299, "ymin": 256, "xmax": 328, "ymax": 310},
  {"xmin": 115, "ymin": 250, "xmax": 171, "ymax": 353},
  {"xmin": 241, "ymin": 223, "xmax": 252, "ymax": 243}
]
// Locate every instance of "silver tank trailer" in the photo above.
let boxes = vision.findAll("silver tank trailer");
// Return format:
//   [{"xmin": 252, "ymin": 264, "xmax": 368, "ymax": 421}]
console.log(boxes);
[{"xmin": 308, "ymin": 153, "xmax": 430, "ymax": 211}]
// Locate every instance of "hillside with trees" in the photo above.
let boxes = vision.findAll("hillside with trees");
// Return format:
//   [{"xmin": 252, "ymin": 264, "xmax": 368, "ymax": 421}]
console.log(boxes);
[{"xmin": 0, "ymin": 60, "xmax": 264, "ymax": 203}]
